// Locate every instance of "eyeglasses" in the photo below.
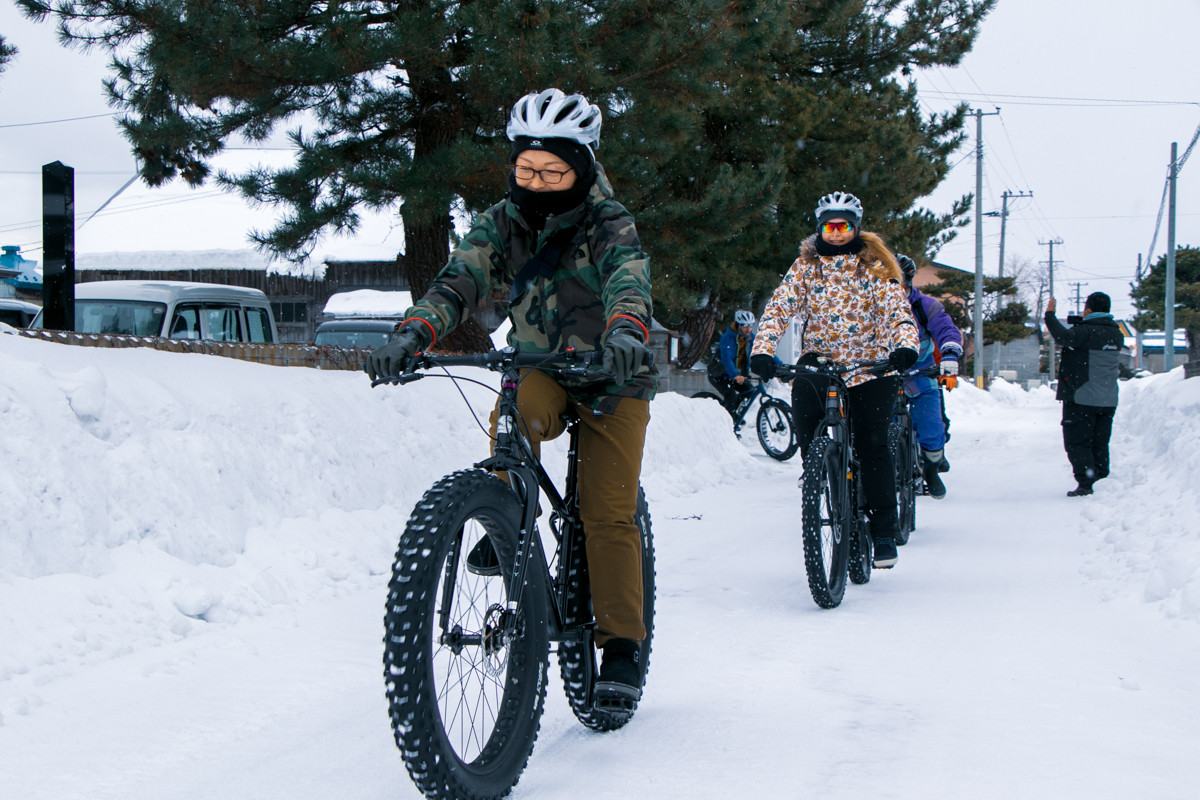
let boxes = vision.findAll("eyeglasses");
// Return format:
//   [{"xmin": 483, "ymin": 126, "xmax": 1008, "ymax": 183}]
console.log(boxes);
[
  {"xmin": 513, "ymin": 165, "xmax": 574, "ymax": 184},
  {"xmin": 821, "ymin": 221, "xmax": 854, "ymax": 234}
]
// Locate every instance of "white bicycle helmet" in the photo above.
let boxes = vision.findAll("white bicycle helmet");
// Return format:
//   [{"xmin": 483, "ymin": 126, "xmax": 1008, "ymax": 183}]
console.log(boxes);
[
  {"xmin": 506, "ymin": 88, "xmax": 602, "ymax": 150},
  {"xmin": 734, "ymin": 310, "xmax": 755, "ymax": 326},
  {"xmin": 814, "ymin": 191, "xmax": 864, "ymax": 225}
]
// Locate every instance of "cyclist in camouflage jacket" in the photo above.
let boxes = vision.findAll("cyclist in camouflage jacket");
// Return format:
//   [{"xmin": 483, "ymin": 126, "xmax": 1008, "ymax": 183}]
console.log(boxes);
[
  {"xmin": 365, "ymin": 89, "xmax": 654, "ymax": 704},
  {"xmin": 398, "ymin": 161, "xmax": 656, "ymax": 412}
]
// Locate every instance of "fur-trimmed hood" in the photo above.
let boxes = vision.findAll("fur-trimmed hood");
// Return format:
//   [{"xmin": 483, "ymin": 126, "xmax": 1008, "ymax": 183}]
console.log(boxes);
[{"xmin": 798, "ymin": 231, "xmax": 902, "ymax": 283}]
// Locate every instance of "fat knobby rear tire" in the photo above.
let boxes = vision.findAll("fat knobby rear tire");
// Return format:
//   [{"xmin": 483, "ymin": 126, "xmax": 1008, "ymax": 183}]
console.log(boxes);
[{"xmin": 557, "ymin": 487, "xmax": 655, "ymax": 731}]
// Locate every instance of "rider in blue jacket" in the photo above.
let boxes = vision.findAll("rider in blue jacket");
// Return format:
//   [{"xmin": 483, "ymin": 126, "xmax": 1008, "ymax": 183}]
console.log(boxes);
[
  {"xmin": 898, "ymin": 255, "xmax": 963, "ymax": 499},
  {"xmin": 707, "ymin": 310, "xmax": 758, "ymax": 416}
]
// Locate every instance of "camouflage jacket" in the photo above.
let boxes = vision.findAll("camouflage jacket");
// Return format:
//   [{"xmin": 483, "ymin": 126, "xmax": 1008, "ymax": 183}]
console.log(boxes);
[
  {"xmin": 404, "ymin": 164, "xmax": 656, "ymax": 410},
  {"xmin": 751, "ymin": 231, "xmax": 918, "ymax": 388}
]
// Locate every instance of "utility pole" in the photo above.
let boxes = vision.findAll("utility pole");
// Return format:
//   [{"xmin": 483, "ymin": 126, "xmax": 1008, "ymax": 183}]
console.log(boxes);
[
  {"xmin": 1041, "ymin": 237, "xmax": 1063, "ymax": 381},
  {"xmin": 1135, "ymin": 254, "xmax": 1145, "ymax": 370},
  {"xmin": 1069, "ymin": 282, "xmax": 1088, "ymax": 316},
  {"xmin": 1165, "ymin": 141, "xmax": 1178, "ymax": 370},
  {"xmin": 971, "ymin": 107, "xmax": 1001, "ymax": 385},
  {"xmin": 984, "ymin": 189, "xmax": 1033, "ymax": 379}
]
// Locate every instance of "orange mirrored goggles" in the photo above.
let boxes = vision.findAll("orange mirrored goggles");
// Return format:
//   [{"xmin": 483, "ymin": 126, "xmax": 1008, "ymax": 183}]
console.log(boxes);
[{"xmin": 820, "ymin": 221, "xmax": 855, "ymax": 234}]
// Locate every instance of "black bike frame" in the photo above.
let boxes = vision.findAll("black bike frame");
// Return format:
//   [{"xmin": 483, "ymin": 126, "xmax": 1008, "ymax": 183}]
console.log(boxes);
[
  {"xmin": 786, "ymin": 357, "xmax": 893, "ymax": 523},
  {"xmin": 390, "ymin": 348, "xmax": 599, "ymax": 646}
]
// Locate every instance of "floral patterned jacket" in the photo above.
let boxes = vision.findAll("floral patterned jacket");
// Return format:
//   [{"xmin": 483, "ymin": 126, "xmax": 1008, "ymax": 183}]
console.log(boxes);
[{"xmin": 751, "ymin": 231, "xmax": 918, "ymax": 388}]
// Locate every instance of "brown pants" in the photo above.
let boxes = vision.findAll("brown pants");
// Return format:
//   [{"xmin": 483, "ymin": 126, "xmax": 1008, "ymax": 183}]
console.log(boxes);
[{"xmin": 488, "ymin": 369, "xmax": 649, "ymax": 644}]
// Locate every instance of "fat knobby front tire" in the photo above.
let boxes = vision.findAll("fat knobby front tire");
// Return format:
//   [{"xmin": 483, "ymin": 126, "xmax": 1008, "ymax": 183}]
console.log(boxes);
[
  {"xmin": 801, "ymin": 436, "xmax": 851, "ymax": 608},
  {"xmin": 383, "ymin": 469, "xmax": 549, "ymax": 800}
]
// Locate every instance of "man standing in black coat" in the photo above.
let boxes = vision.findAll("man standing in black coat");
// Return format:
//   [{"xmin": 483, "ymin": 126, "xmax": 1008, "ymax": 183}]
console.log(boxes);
[{"xmin": 1045, "ymin": 292, "xmax": 1123, "ymax": 496}]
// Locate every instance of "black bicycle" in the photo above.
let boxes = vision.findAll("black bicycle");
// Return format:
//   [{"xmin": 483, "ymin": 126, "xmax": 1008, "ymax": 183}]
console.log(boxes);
[
  {"xmin": 889, "ymin": 366, "xmax": 948, "ymax": 545},
  {"xmin": 781, "ymin": 357, "xmax": 892, "ymax": 608},
  {"xmin": 377, "ymin": 348, "xmax": 655, "ymax": 800},
  {"xmin": 693, "ymin": 378, "xmax": 798, "ymax": 461}
]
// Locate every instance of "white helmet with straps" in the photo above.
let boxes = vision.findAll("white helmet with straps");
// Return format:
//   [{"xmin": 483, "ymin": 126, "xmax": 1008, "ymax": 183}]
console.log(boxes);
[
  {"xmin": 506, "ymin": 89, "xmax": 602, "ymax": 150},
  {"xmin": 814, "ymin": 191, "xmax": 864, "ymax": 225},
  {"xmin": 734, "ymin": 310, "xmax": 755, "ymax": 326}
]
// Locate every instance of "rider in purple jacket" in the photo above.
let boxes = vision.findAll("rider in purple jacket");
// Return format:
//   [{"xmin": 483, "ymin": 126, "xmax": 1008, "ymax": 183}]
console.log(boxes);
[{"xmin": 898, "ymin": 255, "xmax": 963, "ymax": 499}]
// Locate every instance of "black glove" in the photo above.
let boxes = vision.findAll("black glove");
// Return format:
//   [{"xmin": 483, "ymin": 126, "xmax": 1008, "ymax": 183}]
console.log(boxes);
[
  {"xmin": 601, "ymin": 319, "xmax": 648, "ymax": 385},
  {"xmin": 750, "ymin": 354, "xmax": 776, "ymax": 380},
  {"xmin": 364, "ymin": 321, "xmax": 431, "ymax": 382},
  {"xmin": 888, "ymin": 347, "xmax": 919, "ymax": 371}
]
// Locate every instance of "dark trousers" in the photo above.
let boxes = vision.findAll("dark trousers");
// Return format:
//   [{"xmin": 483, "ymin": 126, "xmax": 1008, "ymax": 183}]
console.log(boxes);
[
  {"xmin": 1061, "ymin": 401, "xmax": 1115, "ymax": 488},
  {"xmin": 488, "ymin": 369, "xmax": 649, "ymax": 645},
  {"xmin": 792, "ymin": 373, "xmax": 902, "ymax": 535},
  {"xmin": 708, "ymin": 373, "xmax": 753, "ymax": 412}
]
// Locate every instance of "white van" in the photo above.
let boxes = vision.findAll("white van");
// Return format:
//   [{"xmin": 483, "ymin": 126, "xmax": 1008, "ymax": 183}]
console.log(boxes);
[{"xmin": 31, "ymin": 280, "xmax": 278, "ymax": 343}]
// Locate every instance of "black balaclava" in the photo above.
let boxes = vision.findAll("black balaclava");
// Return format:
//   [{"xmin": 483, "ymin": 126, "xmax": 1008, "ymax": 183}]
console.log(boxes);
[
  {"xmin": 814, "ymin": 209, "xmax": 865, "ymax": 257},
  {"xmin": 508, "ymin": 136, "xmax": 596, "ymax": 229},
  {"xmin": 814, "ymin": 230, "xmax": 865, "ymax": 257}
]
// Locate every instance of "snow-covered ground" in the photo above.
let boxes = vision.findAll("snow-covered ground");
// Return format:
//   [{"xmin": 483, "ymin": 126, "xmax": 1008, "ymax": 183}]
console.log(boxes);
[{"xmin": 1, "ymin": 331, "xmax": 1199, "ymax": 799}]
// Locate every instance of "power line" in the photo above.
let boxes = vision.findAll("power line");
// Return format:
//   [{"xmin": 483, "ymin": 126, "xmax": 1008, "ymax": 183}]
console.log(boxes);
[
  {"xmin": 1140, "ymin": 119, "xmax": 1200, "ymax": 277},
  {"xmin": 919, "ymin": 88, "xmax": 1200, "ymax": 108},
  {"xmin": 0, "ymin": 112, "xmax": 118, "ymax": 129}
]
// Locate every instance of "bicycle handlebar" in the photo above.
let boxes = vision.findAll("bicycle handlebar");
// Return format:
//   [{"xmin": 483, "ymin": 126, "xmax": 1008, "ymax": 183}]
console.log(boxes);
[
  {"xmin": 776, "ymin": 357, "xmax": 893, "ymax": 381},
  {"xmin": 371, "ymin": 347, "xmax": 607, "ymax": 387}
]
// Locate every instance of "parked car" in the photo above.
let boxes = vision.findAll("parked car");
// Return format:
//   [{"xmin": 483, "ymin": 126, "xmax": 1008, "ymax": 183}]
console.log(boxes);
[
  {"xmin": 313, "ymin": 318, "xmax": 398, "ymax": 350},
  {"xmin": 0, "ymin": 298, "xmax": 40, "ymax": 328},
  {"xmin": 30, "ymin": 280, "xmax": 278, "ymax": 343}
]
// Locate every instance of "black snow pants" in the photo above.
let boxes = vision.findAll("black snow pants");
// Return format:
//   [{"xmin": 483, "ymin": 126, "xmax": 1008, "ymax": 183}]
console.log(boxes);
[{"xmin": 1061, "ymin": 401, "xmax": 1115, "ymax": 488}]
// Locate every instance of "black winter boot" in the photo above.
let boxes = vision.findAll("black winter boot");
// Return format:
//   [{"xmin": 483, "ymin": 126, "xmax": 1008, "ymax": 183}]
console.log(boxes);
[
  {"xmin": 922, "ymin": 449, "xmax": 947, "ymax": 499},
  {"xmin": 595, "ymin": 638, "xmax": 643, "ymax": 709},
  {"xmin": 869, "ymin": 514, "xmax": 900, "ymax": 569},
  {"xmin": 465, "ymin": 536, "xmax": 501, "ymax": 576}
]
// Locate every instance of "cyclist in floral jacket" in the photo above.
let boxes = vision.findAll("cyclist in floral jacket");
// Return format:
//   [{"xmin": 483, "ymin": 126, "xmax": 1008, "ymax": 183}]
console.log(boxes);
[
  {"xmin": 365, "ymin": 89, "xmax": 654, "ymax": 706},
  {"xmin": 750, "ymin": 192, "xmax": 918, "ymax": 568}
]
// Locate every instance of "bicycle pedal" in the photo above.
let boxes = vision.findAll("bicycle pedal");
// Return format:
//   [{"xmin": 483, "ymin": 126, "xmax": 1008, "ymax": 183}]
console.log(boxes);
[{"xmin": 594, "ymin": 683, "xmax": 640, "ymax": 716}]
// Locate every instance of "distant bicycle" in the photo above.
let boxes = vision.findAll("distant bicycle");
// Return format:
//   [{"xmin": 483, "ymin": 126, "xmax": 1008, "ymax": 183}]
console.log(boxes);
[
  {"xmin": 375, "ymin": 348, "xmax": 655, "ymax": 800},
  {"xmin": 693, "ymin": 378, "xmax": 798, "ymax": 461},
  {"xmin": 890, "ymin": 365, "xmax": 950, "ymax": 546},
  {"xmin": 780, "ymin": 357, "xmax": 892, "ymax": 608}
]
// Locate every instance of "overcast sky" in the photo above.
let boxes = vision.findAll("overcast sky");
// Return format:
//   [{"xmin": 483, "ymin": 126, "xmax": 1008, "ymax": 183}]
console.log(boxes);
[{"xmin": 3, "ymin": 0, "xmax": 1198, "ymax": 317}]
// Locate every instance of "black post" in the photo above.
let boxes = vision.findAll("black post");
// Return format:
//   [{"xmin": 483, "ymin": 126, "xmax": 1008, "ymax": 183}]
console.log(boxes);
[{"xmin": 42, "ymin": 161, "xmax": 75, "ymax": 331}]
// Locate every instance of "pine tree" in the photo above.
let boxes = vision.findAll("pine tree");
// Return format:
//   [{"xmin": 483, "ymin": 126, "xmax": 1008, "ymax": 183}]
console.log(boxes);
[
  {"xmin": 18, "ymin": 0, "xmax": 995, "ymax": 357},
  {"xmin": 1131, "ymin": 245, "xmax": 1200, "ymax": 355},
  {"xmin": 922, "ymin": 269, "xmax": 1029, "ymax": 349},
  {"xmin": 0, "ymin": 35, "xmax": 15, "ymax": 73}
]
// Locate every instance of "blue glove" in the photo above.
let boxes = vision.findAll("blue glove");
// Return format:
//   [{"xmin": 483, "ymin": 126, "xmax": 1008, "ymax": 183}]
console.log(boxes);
[
  {"xmin": 888, "ymin": 347, "xmax": 919, "ymax": 371},
  {"xmin": 750, "ymin": 354, "xmax": 776, "ymax": 380},
  {"xmin": 601, "ymin": 320, "xmax": 648, "ymax": 385},
  {"xmin": 364, "ymin": 321, "xmax": 431, "ymax": 382}
]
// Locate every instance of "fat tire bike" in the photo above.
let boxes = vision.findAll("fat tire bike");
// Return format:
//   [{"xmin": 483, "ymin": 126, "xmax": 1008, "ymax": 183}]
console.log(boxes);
[
  {"xmin": 780, "ymin": 358, "xmax": 893, "ymax": 609},
  {"xmin": 890, "ymin": 366, "xmax": 948, "ymax": 545},
  {"xmin": 692, "ymin": 378, "xmax": 799, "ymax": 461},
  {"xmin": 376, "ymin": 348, "xmax": 655, "ymax": 800}
]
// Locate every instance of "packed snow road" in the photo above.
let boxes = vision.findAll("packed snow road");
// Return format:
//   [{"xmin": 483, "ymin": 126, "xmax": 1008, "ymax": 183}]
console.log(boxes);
[{"xmin": 2, "ymin": 335, "xmax": 1198, "ymax": 798}]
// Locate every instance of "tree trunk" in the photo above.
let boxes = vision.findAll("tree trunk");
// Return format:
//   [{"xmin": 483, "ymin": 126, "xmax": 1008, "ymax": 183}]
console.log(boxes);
[
  {"xmin": 402, "ymin": 213, "xmax": 493, "ymax": 353},
  {"xmin": 675, "ymin": 306, "xmax": 719, "ymax": 369},
  {"xmin": 399, "ymin": 71, "xmax": 493, "ymax": 354}
]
